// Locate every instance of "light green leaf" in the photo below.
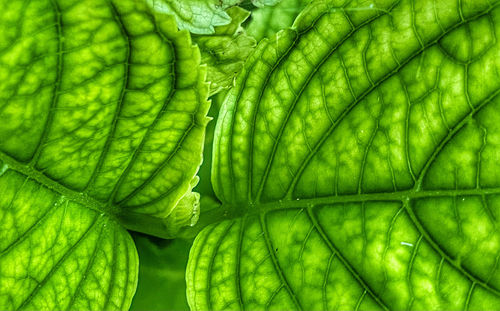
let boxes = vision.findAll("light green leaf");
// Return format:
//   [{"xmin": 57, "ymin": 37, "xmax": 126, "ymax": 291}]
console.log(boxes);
[
  {"xmin": 187, "ymin": 0, "xmax": 500, "ymax": 310},
  {"xmin": 246, "ymin": 0, "xmax": 310, "ymax": 41},
  {"xmin": 146, "ymin": 0, "xmax": 232, "ymax": 34},
  {"xmin": 0, "ymin": 0, "xmax": 209, "ymax": 309},
  {"xmin": 130, "ymin": 234, "xmax": 192, "ymax": 311},
  {"xmin": 251, "ymin": 0, "xmax": 282, "ymax": 8},
  {"xmin": 144, "ymin": 0, "xmax": 285, "ymax": 35},
  {"xmin": 194, "ymin": 7, "xmax": 257, "ymax": 96}
]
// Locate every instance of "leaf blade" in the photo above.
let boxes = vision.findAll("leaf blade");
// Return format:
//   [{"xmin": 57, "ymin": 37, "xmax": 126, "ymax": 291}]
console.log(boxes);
[
  {"xmin": 188, "ymin": 0, "xmax": 500, "ymax": 309},
  {"xmin": 0, "ymin": 0, "xmax": 209, "ymax": 309}
]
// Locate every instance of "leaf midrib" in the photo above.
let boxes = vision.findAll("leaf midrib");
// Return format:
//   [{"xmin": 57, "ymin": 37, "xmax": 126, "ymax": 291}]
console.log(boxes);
[
  {"xmin": 221, "ymin": 187, "xmax": 500, "ymax": 217},
  {"xmin": 0, "ymin": 151, "xmax": 113, "ymax": 217},
  {"xmin": 193, "ymin": 186, "xmax": 500, "ymax": 235}
]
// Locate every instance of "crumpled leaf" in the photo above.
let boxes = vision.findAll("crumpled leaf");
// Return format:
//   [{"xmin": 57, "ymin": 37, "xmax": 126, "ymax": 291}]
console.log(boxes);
[
  {"xmin": 251, "ymin": 0, "xmax": 282, "ymax": 8},
  {"xmin": 146, "ymin": 0, "xmax": 284, "ymax": 35},
  {"xmin": 147, "ymin": 0, "xmax": 232, "ymax": 34},
  {"xmin": 246, "ymin": 0, "xmax": 310, "ymax": 41},
  {"xmin": 187, "ymin": 0, "xmax": 500, "ymax": 310},
  {"xmin": 0, "ymin": 0, "xmax": 209, "ymax": 309},
  {"xmin": 193, "ymin": 6, "xmax": 257, "ymax": 96}
]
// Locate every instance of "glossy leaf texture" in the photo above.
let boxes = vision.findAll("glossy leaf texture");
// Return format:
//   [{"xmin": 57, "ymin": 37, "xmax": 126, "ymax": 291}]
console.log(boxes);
[
  {"xmin": 193, "ymin": 7, "xmax": 257, "ymax": 96},
  {"xmin": 0, "ymin": 0, "xmax": 209, "ymax": 309},
  {"xmin": 187, "ymin": 0, "xmax": 500, "ymax": 310}
]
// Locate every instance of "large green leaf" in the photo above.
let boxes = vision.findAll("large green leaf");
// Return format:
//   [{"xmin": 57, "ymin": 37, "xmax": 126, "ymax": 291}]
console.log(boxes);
[
  {"xmin": 187, "ymin": 0, "xmax": 500, "ymax": 310},
  {"xmin": 0, "ymin": 0, "xmax": 209, "ymax": 309}
]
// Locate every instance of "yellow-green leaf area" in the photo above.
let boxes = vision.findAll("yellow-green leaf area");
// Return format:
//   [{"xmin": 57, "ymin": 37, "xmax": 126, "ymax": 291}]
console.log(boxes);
[
  {"xmin": 0, "ymin": 0, "xmax": 209, "ymax": 309},
  {"xmin": 187, "ymin": 0, "xmax": 500, "ymax": 310}
]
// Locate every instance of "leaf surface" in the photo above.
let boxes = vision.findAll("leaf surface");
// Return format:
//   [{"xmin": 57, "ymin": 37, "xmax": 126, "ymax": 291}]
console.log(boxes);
[
  {"xmin": 187, "ymin": 0, "xmax": 500, "ymax": 310},
  {"xmin": 0, "ymin": 0, "xmax": 209, "ymax": 309}
]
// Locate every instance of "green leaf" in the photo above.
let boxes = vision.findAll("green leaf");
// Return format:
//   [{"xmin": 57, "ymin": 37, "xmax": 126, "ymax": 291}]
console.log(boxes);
[
  {"xmin": 193, "ymin": 7, "xmax": 257, "ymax": 96},
  {"xmin": 0, "ymin": 0, "xmax": 209, "ymax": 309},
  {"xmin": 130, "ymin": 234, "xmax": 192, "ymax": 311},
  {"xmin": 246, "ymin": 0, "xmax": 310, "ymax": 41},
  {"xmin": 187, "ymin": 0, "xmax": 500, "ymax": 310}
]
